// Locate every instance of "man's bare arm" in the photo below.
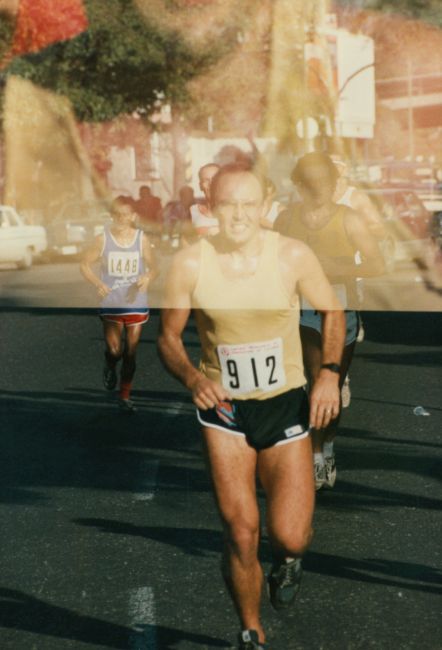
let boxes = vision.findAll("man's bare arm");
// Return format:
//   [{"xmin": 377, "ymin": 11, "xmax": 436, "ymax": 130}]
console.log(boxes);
[
  {"xmin": 344, "ymin": 211, "xmax": 386, "ymax": 277},
  {"xmin": 136, "ymin": 234, "xmax": 160, "ymax": 291},
  {"xmin": 293, "ymin": 243, "xmax": 346, "ymax": 429},
  {"xmin": 157, "ymin": 249, "xmax": 231, "ymax": 409},
  {"xmin": 80, "ymin": 234, "xmax": 110, "ymax": 298},
  {"xmin": 352, "ymin": 190, "xmax": 387, "ymax": 240}
]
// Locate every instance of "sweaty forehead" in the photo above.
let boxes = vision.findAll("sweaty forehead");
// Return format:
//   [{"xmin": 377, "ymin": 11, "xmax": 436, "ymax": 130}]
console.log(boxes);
[
  {"xmin": 114, "ymin": 205, "xmax": 132, "ymax": 215},
  {"xmin": 199, "ymin": 165, "xmax": 219, "ymax": 181},
  {"xmin": 213, "ymin": 172, "xmax": 263, "ymax": 204},
  {"xmin": 300, "ymin": 165, "xmax": 335, "ymax": 185}
]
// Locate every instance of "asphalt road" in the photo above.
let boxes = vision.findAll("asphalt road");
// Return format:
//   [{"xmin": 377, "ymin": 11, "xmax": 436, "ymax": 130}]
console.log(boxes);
[
  {"xmin": 0, "ymin": 272, "xmax": 441, "ymax": 649},
  {"xmin": 0, "ymin": 256, "xmax": 442, "ymax": 312}
]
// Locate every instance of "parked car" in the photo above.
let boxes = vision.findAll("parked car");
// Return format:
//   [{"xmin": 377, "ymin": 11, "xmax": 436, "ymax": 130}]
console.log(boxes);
[
  {"xmin": 0, "ymin": 205, "xmax": 47, "ymax": 269},
  {"xmin": 46, "ymin": 201, "xmax": 112, "ymax": 259},
  {"xmin": 365, "ymin": 187, "xmax": 432, "ymax": 265}
]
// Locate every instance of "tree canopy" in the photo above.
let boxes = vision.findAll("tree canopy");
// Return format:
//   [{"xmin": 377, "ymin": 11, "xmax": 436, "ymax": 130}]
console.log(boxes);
[
  {"xmin": 3, "ymin": 0, "xmax": 237, "ymax": 121},
  {"xmin": 337, "ymin": 0, "xmax": 442, "ymax": 28}
]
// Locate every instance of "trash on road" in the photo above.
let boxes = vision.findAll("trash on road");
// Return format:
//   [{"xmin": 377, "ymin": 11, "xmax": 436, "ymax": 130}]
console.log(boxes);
[{"xmin": 413, "ymin": 406, "xmax": 430, "ymax": 416}]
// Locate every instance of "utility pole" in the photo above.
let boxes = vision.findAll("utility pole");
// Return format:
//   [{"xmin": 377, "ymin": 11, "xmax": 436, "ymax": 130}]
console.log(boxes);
[{"xmin": 407, "ymin": 58, "xmax": 415, "ymax": 160}]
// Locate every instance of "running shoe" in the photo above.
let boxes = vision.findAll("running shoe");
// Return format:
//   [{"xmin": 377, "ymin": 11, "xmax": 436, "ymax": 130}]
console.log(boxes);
[
  {"xmin": 103, "ymin": 364, "xmax": 117, "ymax": 391},
  {"xmin": 267, "ymin": 558, "xmax": 302, "ymax": 611},
  {"xmin": 341, "ymin": 374, "xmax": 351, "ymax": 409},
  {"xmin": 314, "ymin": 461, "xmax": 326, "ymax": 491},
  {"xmin": 324, "ymin": 454, "xmax": 337, "ymax": 489},
  {"xmin": 118, "ymin": 398, "xmax": 137, "ymax": 413},
  {"xmin": 356, "ymin": 321, "xmax": 365, "ymax": 343},
  {"xmin": 237, "ymin": 630, "xmax": 266, "ymax": 650}
]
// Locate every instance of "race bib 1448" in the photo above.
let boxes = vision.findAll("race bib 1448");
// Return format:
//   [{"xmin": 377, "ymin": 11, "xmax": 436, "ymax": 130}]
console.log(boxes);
[
  {"xmin": 218, "ymin": 338, "xmax": 286, "ymax": 395},
  {"xmin": 108, "ymin": 251, "xmax": 140, "ymax": 278}
]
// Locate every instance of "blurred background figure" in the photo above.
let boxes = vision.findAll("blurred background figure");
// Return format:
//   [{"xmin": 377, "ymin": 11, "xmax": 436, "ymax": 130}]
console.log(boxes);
[
  {"xmin": 331, "ymin": 155, "xmax": 387, "ymax": 242},
  {"xmin": 261, "ymin": 178, "xmax": 285, "ymax": 230},
  {"xmin": 134, "ymin": 185, "xmax": 162, "ymax": 236},
  {"xmin": 274, "ymin": 152, "xmax": 385, "ymax": 491},
  {"xmin": 190, "ymin": 163, "xmax": 220, "ymax": 238},
  {"xmin": 162, "ymin": 185, "xmax": 195, "ymax": 250}
]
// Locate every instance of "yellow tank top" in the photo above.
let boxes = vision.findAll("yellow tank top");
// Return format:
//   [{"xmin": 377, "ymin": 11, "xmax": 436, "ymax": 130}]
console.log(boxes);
[
  {"xmin": 191, "ymin": 231, "xmax": 305, "ymax": 400},
  {"xmin": 276, "ymin": 204, "xmax": 357, "ymax": 307},
  {"xmin": 286, "ymin": 204, "xmax": 355, "ymax": 258}
]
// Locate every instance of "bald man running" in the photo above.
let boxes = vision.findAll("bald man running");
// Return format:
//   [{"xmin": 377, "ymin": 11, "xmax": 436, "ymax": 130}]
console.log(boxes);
[{"xmin": 158, "ymin": 163, "xmax": 345, "ymax": 649}]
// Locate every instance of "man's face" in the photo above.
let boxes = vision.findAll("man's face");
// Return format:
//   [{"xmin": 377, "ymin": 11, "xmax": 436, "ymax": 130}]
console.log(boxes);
[
  {"xmin": 113, "ymin": 203, "xmax": 136, "ymax": 226},
  {"xmin": 213, "ymin": 172, "xmax": 264, "ymax": 245},
  {"xmin": 139, "ymin": 187, "xmax": 151, "ymax": 200},
  {"xmin": 296, "ymin": 165, "xmax": 336, "ymax": 209},
  {"xmin": 199, "ymin": 165, "xmax": 219, "ymax": 199}
]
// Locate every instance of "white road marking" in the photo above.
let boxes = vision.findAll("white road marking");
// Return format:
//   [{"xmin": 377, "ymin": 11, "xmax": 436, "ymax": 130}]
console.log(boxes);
[
  {"xmin": 164, "ymin": 400, "xmax": 190, "ymax": 416},
  {"xmin": 0, "ymin": 393, "xmax": 193, "ymax": 415},
  {"xmin": 133, "ymin": 460, "xmax": 159, "ymax": 501},
  {"xmin": 129, "ymin": 587, "xmax": 157, "ymax": 650},
  {"xmin": 128, "ymin": 400, "xmax": 188, "ymax": 644}
]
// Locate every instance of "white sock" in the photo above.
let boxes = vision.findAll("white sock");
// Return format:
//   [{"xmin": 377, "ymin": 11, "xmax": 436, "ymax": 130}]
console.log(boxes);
[
  {"xmin": 314, "ymin": 452, "xmax": 324, "ymax": 466},
  {"xmin": 323, "ymin": 441, "xmax": 334, "ymax": 458}
]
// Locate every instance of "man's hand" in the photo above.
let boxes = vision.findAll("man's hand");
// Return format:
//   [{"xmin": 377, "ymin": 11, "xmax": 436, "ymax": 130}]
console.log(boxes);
[
  {"xmin": 97, "ymin": 284, "xmax": 111, "ymax": 298},
  {"xmin": 189, "ymin": 374, "xmax": 231, "ymax": 410},
  {"xmin": 309, "ymin": 370, "xmax": 341, "ymax": 430},
  {"xmin": 136, "ymin": 274, "xmax": 151, "ymax": 292}
]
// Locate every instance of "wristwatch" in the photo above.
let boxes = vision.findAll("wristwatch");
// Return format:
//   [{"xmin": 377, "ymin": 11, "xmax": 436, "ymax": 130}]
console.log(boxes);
[{"xmin": 320, "ymin": 363, "xmax": 341, "ymax": 374}]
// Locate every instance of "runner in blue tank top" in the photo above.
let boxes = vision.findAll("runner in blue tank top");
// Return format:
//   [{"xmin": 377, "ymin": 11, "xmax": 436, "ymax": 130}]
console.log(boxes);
[{"xmin": 81, "ymin": 197, "xmax": 158, "ymax": 411}]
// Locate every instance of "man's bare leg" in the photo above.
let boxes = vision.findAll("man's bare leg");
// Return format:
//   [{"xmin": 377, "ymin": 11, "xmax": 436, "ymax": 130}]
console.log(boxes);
[
  {"xmin": 258, "ymin": 436, "xmax": 314, "ymax": 609},
  {"xmin": 102, "ymin": 320, "xmax": 123, "ymax": 391},
  {"xmin": 258, "ymin": 435, "xmax": 314, "ymax": 559},
  {"xmin": 202, "ymin": 427, "xmax": 265, "ymax": 643},
  {"xmin": 301, "ymin": 325, "xmax": 356, "ymax": 488}
]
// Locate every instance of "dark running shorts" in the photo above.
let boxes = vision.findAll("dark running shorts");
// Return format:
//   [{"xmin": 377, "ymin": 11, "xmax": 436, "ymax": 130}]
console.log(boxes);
[
  {"xmin": 196, "ymin": 387, "xmax": 310, "ymax": 451},
  {"xmin": 300, "ymin": 309, "xmax": 360, "ymax": 346}
]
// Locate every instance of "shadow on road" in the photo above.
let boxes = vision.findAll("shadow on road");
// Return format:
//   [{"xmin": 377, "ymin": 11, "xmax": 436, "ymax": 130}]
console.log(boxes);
[
  {"xmin": 0, "ymin": 587, "xmax": 229, "ymax": 649},
  {"xmin": 71, "ymin": 518, "xmax": 442, "ymax": 597},
  {"xmin": 73, "ymin": 519, "xmax": 223, "ymax": 558},
  {"xmin": 0, "ymin": 387, "xmax": 213, "ymax": 506},
  {"xmin": 0, "ymin": 587, "xmax": 130, "ymax": 649},
  {"xmin": 361, "ymin": 311, "xmax": 442, "ymax": 346},
  {"xmin": 356, "ymin": 349, "xmax": 442, "ymax": 369},
  {"xmin": 304, "ymin": 552, "xmax": 442, "ymax": 596}
]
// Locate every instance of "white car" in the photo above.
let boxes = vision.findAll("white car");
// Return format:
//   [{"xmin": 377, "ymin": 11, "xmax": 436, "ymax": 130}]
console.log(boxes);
[
  {"xmin": 0, "ymin": 205, "xmax": 47, "ymax": 269},
  {"xmin": 46, "ymin": 201, "xmax": 111, "ymax": 259}
]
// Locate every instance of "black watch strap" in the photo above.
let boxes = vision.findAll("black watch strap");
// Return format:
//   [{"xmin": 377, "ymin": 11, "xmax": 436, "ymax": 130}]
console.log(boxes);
[{"xmin": 321, "ymin": 363, "xmax": 341, "ymax": 374}]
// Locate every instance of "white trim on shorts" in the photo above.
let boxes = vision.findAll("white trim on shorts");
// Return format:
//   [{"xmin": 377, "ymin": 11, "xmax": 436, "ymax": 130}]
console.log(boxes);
[
  {"xmin": 196, "ymin": 409, "xmax": 246, "ymax": 438},
  {"xmin": 101, "ymin": 315, "xmax": 149, "ymax": 326},
  {"xmin": 274, "ymin": 429, "xmax": 310, "ymax": 446},
  {"xmin": 196, "ymin": 409, "xmax": 310, "ymax": 446}
]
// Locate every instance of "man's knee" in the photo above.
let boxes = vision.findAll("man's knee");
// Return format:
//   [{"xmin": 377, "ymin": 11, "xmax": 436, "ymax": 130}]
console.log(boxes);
[
  {"xmin": 106, "ymin": 344, "xmax": 122, "ymax": 359},
  {"xmin": 273, "ymin": 525, "xmax": 313, "ymax": 557},
  {"xmin": 224, "ymin": 515, "xmax": 260, "ymax": 559}
]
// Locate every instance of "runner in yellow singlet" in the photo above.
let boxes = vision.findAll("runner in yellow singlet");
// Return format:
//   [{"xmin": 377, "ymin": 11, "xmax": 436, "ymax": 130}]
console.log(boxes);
[{"xmin": 158, "ymin": 163, "xmax": 346, "ymax": 650}]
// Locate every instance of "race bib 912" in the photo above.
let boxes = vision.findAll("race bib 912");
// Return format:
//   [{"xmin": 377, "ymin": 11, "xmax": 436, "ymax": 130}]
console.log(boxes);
[{"xmin": 218, "ymin": 338, "xmax": 286, "ymax": 395}]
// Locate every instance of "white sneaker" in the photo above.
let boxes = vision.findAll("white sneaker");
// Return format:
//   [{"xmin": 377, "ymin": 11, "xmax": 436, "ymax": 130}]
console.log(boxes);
[
  {"xmin": 314, "ymin": 461, "xmax": 326, "ymax": 491},
  {"xmin": 118, "ymin": 398, "xmax": 137, "ymax": 413},
  {"xmin": 324, "ymin": 454, "xmax": 337, "ymax": 489},
  {"xmin": 341, "ymin": 375, "xmax": 351, "ymax": 409},
  {"xmin": 356, "ymin": 321, "xmax": 365, "ymax": 343}
]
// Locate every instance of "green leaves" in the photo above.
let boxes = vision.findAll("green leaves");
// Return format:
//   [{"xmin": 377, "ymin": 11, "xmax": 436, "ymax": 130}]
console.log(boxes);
[{"xmin": 5, "ymin": 0, "xmax": 221, "ymax": 122}]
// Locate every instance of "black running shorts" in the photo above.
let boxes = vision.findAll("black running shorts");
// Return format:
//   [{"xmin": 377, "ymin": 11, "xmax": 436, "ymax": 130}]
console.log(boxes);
[{"xmin": 196, "ymin": 387, "xmax": 310, "ymax": 450}]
